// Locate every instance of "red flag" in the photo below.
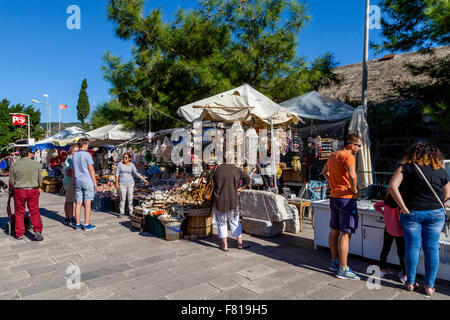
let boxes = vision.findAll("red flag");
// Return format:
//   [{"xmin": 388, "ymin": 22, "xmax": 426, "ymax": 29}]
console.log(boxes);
[{"xmin": 59, "ymin": 104, "xmax": 68, "ymax": 109}]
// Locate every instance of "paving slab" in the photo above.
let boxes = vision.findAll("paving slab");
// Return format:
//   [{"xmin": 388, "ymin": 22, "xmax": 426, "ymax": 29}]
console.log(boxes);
[
  {"xmin": 165, "ymin": 283, "xmax": 221, "ymax": 300},
  {"xmin": 307, "ymin": 284, "xmax": 353, "ymax": 300},
  {"xmin": 240, "ymin": 277, "xmax": 284, "ymax": 295},
  {"xmin": 209, "ymin": 273, "xmax": 250, "ymax": 291},
  {"xmin": 207, "ymin": 287, "xmax": 258, "ymax": 300}
]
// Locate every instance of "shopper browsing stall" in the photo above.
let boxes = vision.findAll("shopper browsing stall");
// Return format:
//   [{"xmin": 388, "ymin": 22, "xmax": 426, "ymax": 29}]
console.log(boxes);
[
  {"xmin": 373, "ymin": 193, "xmax": 407, "ymax": 283},
  {"xmin": 63, "ymin": 145, "xmax": 78, "ymax": 226},
  {"xmin": 72, "ymin": 138, "xmax": 97, "ymax": 231},
  {"xmin": 209, "ymin": 164, "xmax": 251, "ymax": 251},
  {"xmin": 389, "ymin": 142, "xmax": 450, "ymax": 296},
  {"xmin": 115, "ymin": 152, "xmax": 148, "ymax": 218},
  {"xmin": 321, "ymin": 134, "xmax": 361, "ymax": 280}
]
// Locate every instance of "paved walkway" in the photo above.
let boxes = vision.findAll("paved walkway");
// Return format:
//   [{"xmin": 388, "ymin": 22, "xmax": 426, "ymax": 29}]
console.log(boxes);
[{"xmin": 0, "ymin": 184, "xmax": 449, "ymax": 300}]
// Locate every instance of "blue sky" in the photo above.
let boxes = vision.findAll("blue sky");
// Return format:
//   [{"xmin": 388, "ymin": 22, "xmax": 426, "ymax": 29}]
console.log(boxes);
[{"xmin": 0, "ymin": 0, "xmax": 387, "ymax": 124}]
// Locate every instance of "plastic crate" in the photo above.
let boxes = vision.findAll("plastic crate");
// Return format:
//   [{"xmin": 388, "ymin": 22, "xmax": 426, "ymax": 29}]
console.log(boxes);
[
  {"xmin": 110, "ymin": 198, "xmax": 120, "ymax": 213},
  {"xmin": 93, "ymin": 197, "xmax": 111, "ymax": 212},
  {"xmin": 145, "ymin": 214, "xmax": 166, "ymax": 238}
]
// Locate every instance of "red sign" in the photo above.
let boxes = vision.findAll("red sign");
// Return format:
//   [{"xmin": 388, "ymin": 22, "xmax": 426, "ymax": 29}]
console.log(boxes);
[{"xmin": 12, "ymin": 115, "xmax": 26, "ymax": 126}]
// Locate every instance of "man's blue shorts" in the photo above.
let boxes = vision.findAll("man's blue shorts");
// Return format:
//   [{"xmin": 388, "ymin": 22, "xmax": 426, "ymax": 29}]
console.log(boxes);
[
  {"xmin": 75, "ymin": 182, "xmax": 95, "ymax": 203},
  {"xmin": 329, "ymin": 197, "xmax": 359, "ymax": 234}
]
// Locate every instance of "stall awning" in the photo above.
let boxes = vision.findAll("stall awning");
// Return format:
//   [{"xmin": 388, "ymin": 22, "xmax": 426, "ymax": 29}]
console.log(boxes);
[
  {"xmin": 87, "ymin": 124, "xmax": 145, "ymax": 143},
  {"xmin": 280, "ymin": 91, "xmax": 354, "ymax": 121},
  {"xmin": 177, "ymin": 83, "xmax": 302, "ymax": 126},
  {"xmin": 35, "ymin": 126, "xmax": 88, "ymax": 150}
]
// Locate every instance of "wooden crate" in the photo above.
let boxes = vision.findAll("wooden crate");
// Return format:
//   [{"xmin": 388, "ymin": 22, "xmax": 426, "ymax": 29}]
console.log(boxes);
[
  {"xmin": 42, "ymin": 183, "xmax": 62, "ymax": 193},
  {"xmin": 130, "ymin": 215, "xmax": 145, "ymax": 232},
  {"xmin": 282, "ymin": 168, "xmax": 303, "ymax": 183},
  {"xmin": 186, "ymin": 215, "xmax": 213, "ymax": 238}
]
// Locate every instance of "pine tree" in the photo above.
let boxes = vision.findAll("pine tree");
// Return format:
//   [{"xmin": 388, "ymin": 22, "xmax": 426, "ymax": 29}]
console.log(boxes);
[
  {"xmin": 102, "ymin": 0, "xmax": 340, "ymax": 130},
  {"xmin": 77, "ymin": 79, "xmax": 90, "ymax": 124}
]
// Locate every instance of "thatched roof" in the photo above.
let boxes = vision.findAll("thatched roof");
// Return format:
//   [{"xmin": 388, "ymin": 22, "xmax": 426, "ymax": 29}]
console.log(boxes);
[{"xmin": 318, "ymin": 46, "xmax": 450, "ymax": 106}]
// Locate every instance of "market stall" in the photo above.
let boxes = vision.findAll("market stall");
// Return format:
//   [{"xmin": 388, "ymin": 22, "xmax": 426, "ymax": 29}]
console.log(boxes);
[
  {"xmin": 175, "ymin": 83, "xmax": 304, "ymax": 235},
  {"xmin": 279, "ymin": 91, "xmax": 354, "ymax": 189}
]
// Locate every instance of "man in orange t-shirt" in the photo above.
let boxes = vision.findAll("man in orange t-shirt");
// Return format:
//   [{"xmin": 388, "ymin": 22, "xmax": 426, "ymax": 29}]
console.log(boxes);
[{"xmin": 321, "ymin": 134, "xmax": 361, "ymax": 280}]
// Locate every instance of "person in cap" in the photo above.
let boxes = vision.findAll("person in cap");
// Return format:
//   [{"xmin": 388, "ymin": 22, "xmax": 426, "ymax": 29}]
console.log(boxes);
[{"xmin": 9, "ymin": 147, "xmax": 44, "ymax": 240}]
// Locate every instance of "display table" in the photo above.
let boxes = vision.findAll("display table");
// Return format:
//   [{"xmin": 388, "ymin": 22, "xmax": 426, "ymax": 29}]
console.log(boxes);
[
  {"xmin": 311, "ymin": 199, "xmax": 450, "ymax": 281},
  {"xmin": 287, "ymin": 198, "xmax": 313, "ymax": 232}
]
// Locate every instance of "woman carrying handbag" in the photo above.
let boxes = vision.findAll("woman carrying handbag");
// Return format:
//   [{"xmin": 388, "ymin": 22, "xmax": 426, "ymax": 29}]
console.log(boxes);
[
  {"xmin": 206, "ymin": 164, "xmax": 251, "ymax": 251},
  {"xmin": 389, "ymin": 142, "xmax": 450, "ymax": 296}
]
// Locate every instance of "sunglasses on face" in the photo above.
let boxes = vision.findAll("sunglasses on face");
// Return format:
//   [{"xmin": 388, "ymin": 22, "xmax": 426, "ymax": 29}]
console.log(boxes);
[{"xmin": 353, "ymin": 143, "xmax": 361, "ymax": 148}]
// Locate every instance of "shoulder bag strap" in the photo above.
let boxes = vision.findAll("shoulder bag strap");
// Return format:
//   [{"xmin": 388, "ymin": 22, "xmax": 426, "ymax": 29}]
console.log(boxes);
[
  {"xmin": 413, "ymin": 163, "xmax": 449, "ymax": 237},
  {"xmin": 413, "ymin": 163, "xmax": 445, "ymax": 210}
]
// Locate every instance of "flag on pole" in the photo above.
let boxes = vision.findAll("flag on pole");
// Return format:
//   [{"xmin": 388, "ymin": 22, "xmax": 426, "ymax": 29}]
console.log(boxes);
[{"xmin": 59, "ymin": 104, "xmax": 68, "ymax": 109}]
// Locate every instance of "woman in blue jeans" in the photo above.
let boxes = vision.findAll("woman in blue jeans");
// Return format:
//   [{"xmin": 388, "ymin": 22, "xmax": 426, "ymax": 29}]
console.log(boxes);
[{"xmin": 389, "ymin": 142, "xmax": 449, "ymax": 296}]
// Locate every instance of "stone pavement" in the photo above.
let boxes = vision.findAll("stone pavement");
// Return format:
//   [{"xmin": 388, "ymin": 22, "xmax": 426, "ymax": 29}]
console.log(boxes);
[{"xmin": 0, "ymin": 184, "xmax": 449, "ymax": 300}]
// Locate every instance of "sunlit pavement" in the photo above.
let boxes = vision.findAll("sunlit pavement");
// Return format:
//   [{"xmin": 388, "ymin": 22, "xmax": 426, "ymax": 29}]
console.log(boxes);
[{"xmin": 0, "ymin": 178, "xmax": 449, "ymax": 300}]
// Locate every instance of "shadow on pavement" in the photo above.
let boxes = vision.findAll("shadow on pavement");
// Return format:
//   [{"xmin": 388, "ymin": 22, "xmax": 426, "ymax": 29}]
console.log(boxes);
[
  {"xmin": 192, "ymin": 230, "xmax": 417, "ymax": 291},
  {"xmin": 39, "ymin": 208, "xmax": 65, "ymax": 224}
]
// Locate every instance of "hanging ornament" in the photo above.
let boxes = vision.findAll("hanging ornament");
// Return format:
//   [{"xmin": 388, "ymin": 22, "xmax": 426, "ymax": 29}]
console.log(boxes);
[
  {"xmin": 226, "ymin": 121, "xmax": 244, "ymax": 165},
  {"xmin": 244, "ymin": 128, "xmax": 258, "ymax": 167}
]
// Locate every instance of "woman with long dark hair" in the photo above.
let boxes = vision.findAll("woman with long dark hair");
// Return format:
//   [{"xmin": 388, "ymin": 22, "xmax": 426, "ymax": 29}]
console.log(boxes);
[{"xmin": 389, "ymin": 142, "xmax": 450, "ymax": 296}]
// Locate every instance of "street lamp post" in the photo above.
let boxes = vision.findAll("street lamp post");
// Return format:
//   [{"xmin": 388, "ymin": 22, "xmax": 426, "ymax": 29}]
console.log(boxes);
[
  {"xmin": 32, "ymin": 94, "xmax": 50, "ymax": 137},
  {"xmin": 362, "ymin": 0, "xmax": 370, "ymax": 111},
  {"xmin": 10, "ymin": 113, "xmax": 30, "ymax": 145}
]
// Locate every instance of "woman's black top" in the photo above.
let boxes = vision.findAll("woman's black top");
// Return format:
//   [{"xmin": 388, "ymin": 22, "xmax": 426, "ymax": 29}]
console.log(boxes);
[{"xmin": 401, "ymin": 163, "xmax": 448, "ymax": 211}]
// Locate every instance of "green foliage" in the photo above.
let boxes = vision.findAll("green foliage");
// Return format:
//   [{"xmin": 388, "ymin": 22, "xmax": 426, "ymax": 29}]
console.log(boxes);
[
  {"xmin": 102, "ymin": 0, "xmax": 340, "ymax": 130},
  {"xmin": 77, "ymin": 78, "xmax": 90, "ymax": 124},
  {"xmin": 422, "ymin": 101, "xmax": 450, "ymax": 131},
  {"xmin": 373, "ymin": 0, "xmax": 450, "ymax": 52},
  {"xmin": 91, "ymin": 99, "xmax": 128, "ymax": 129},
  {"xmin": 0, "ymin": 98, "xmax": 44, "ymax": 149}
]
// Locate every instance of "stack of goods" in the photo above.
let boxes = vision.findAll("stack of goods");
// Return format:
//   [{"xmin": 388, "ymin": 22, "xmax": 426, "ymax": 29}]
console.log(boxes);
[
  {"xmin": 41, "ymin": 176, "xmax": 62, "ymax": 193},
  {"xmin": 94, "ymin": 175, "xmax": 117, "ymax": 212},
  {"xmin": 167, "ymin": 178, "xmax": 211, "ymax": 209},
  {"xmin": 318, "ymin": 138, "xmax": 337, "ymax": 161}
]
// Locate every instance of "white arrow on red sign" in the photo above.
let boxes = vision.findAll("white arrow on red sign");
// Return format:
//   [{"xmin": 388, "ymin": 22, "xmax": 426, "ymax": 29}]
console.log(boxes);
[{"xmin": 12, "ymin": 115, "xmax": 27, "ymax": 126}]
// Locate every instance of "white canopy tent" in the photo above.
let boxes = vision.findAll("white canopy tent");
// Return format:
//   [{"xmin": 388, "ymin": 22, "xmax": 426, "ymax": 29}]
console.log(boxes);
[
  {"xmin": 280, "ymin": 91, "xmax": 354, "ymax": 121},
  {"xmin": 348, "ymin": 106, "xmax": 373, "ymax": 189},
  {"xmin": 177, "ymin": 83, "xmax": 302, "ymax": 127},
  {"xmin": 87, "ymin": 124, "xmax": 145, "ymax": 145}
]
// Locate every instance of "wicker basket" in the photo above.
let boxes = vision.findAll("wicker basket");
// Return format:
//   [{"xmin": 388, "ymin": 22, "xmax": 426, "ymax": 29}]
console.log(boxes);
[{"xmin": 186, "ymin": 215, "xmax": 213, "ymax": 238}]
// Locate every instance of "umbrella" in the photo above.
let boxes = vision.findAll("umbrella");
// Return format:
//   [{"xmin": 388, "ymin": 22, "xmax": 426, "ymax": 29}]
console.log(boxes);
[{"xmin": 348, "ymin": 106, "xmax": 373, "ymax": 189}]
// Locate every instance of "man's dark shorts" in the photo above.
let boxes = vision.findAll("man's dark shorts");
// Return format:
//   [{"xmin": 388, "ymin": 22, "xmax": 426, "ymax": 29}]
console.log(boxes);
[{"xmin": 330, "ymin": 197, "xmax": 358, "ymax": 234}]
